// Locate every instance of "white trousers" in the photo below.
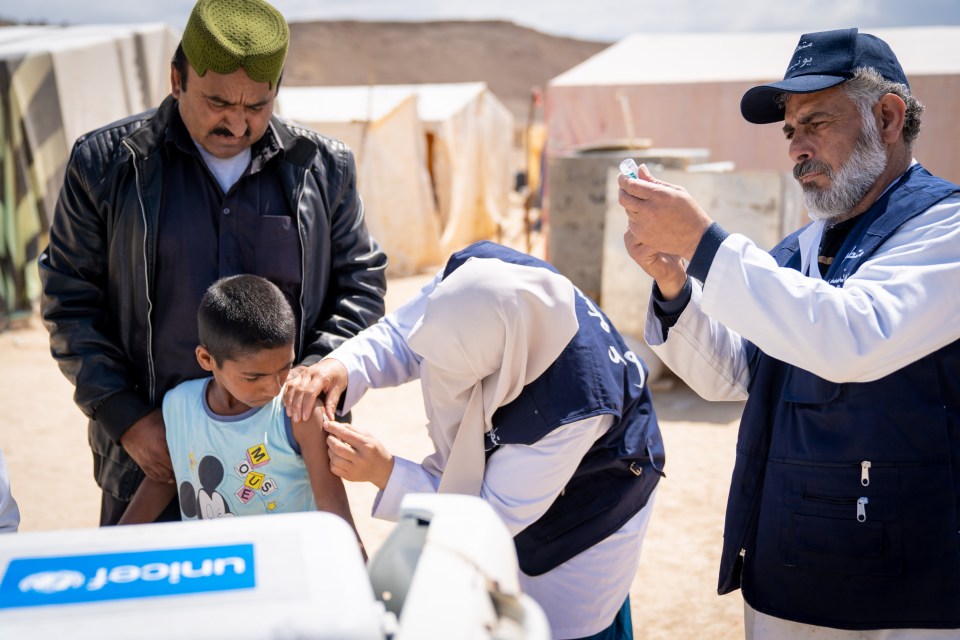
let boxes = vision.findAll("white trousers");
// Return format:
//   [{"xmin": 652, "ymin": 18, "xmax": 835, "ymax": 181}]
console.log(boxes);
[{"xmin": 744, "ymin": 601, "xmax": 959, "ymax": 639}]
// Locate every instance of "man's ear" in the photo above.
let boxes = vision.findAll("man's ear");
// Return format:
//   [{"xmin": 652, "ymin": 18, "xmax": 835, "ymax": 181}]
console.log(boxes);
[
  {"xmin": 196, "ymin": 345, "xmax": 216, "ymax": 372},
  {"xmin": 171, "ymin": 64, "xmax": 182, "ymax": 99},
  {"xmin": 876, "ymin": 93, "xmax": 907, "ymax": 145}
]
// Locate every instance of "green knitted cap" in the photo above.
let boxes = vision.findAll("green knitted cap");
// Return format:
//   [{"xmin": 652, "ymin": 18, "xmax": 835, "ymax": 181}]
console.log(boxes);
[{"xmin": 182, "ymin": 0, "xmax": 289, "ymax": 88}]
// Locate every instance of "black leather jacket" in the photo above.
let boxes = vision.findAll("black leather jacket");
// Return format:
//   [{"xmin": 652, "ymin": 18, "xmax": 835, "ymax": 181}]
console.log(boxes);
[{"xmin": 39, "ymin": 96, "xmax": 387, "ymax": 500}]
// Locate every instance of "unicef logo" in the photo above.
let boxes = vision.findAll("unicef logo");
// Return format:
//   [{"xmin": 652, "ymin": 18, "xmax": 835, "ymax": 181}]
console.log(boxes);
[
  {"xmin": 18, "ymin": 570, "xmax": 86, "ymax": 594},
  {"xmin": 1, "ymin": 545, "xmax": 254, "ymax": 609}
]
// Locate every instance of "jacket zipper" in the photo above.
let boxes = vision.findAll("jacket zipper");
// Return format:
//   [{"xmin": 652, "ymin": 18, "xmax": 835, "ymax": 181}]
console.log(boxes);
[
  {"xmin": 294, "ymin": 169, "xmax": 308, "ymax": 358},
  {"xmin": 784, "ymin": 457, "xmax": 878, "ymax": 523},
  {"xmin": 776, "ymin": 457, "xmax": 937, "ymax": 469},
  {"xmin": 857, "ymin": 497, "xmax": 869, "ymax": 522},
  {"xmin": 769, "ymin": 458, "xmax": 882, "ymax": 535},
  {"xmin": 122, "ymin": 139, "xmax": 157, "ymax": 405},
  {"xmin": 801, "ymin": 493, "xmax": 870, "ymax": 521},
  {"xmin": 738, "ymin": 457, "xmax": 940, "ymax": 562}
]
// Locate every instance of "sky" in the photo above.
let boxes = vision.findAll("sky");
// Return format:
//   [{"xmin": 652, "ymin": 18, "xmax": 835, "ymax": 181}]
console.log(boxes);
[{"xmin": 3, "ymin": 0, "xmax": 960, "ymax": 42}]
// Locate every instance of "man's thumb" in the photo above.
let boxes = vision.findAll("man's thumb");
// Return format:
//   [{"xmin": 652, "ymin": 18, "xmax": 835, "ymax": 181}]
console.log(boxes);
[
  {"xmin": 636, "ymin": 162, "xmax": 682, "ymax": 191},
  {"xmin": 636, "ymin": 162, "xmax": 657, "ymax": 182}
]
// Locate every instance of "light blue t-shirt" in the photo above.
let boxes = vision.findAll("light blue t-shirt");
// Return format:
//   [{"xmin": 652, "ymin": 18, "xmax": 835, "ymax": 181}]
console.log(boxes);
[{"xmin": 164, "ymin": 378, "xmax": 317, "ymax": 519}]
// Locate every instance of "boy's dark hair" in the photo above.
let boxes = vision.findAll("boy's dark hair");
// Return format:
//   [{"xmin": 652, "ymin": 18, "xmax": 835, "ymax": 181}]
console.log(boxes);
[{"xmin": 198, "ymin": 275, "xmax": 296, "ymax": 365}]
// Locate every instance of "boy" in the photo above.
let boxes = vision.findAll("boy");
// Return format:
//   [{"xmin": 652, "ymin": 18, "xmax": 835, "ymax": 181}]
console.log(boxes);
[{"xmin": 120, "ymin": 275, "xmax": 363, "ymax": 552}]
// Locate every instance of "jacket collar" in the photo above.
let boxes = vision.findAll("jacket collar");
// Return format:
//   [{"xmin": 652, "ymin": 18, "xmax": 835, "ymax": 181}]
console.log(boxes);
[
  {"xmin": 270, "ymin": 114, "xmax": 323, "ymax": 168},
  {"xmin": 123, "ymin": 95, "xmax": 178, "ymax": 159},
  {"xmin": 124, "ymin": 94, "xmax": 315, "ymax": 169}
]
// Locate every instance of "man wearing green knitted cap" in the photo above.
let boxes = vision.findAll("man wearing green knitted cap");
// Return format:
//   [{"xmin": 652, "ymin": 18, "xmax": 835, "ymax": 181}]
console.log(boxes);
[
  {"xmin": 39, "ymin": 0, "xmax": 388, "ymax": 526},
  {"xmin": 174, "ymin": 0, "xmax": 288, "ymax": 158}
]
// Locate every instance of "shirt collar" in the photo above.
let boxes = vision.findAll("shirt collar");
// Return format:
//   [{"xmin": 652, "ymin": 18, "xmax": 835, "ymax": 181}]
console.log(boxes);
[{"xmin": 249, "ymin": 120, "xmax": 283, "ymax": 174}]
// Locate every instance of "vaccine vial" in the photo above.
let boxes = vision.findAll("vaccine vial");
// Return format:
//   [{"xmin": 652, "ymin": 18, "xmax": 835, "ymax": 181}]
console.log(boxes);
[{"xmin": 619, "ymin": 158, "xmax": 639, "ymax": 179}]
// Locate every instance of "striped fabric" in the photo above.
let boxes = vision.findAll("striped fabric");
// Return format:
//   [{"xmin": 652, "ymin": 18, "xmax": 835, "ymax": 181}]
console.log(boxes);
[{"xmin": 0, "ymin": 24, "xmax": 178, "ymax": 329}]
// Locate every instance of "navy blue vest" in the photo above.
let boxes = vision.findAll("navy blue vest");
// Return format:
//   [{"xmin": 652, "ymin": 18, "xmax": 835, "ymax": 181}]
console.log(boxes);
[
  {"xmin": 443, "ymin": 241, "xmax": 665, "ymax": 576},
  {"xmin": 718, "ymin": 165, "xmax": 960, "ymax": 629}
]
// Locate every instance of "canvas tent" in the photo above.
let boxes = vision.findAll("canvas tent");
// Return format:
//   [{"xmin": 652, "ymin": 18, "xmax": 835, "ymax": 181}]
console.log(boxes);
[
  {"xmin": 277, "ymin": 82, "xmax": 513, "ymax": 274},
  {"xmin": 406, "ymin": 83, "xmax": 513, "ymax": 258},
  {"xmin": 276, "ymin": 86, "xmax": 442, "ymax": 276},
  {"xmin": 0, "ymin": 23, "xmax": 178, "ymax": 328},
  {"xmin": 547, "ymin": 27, "xmax": 960, "ymax": 184}
]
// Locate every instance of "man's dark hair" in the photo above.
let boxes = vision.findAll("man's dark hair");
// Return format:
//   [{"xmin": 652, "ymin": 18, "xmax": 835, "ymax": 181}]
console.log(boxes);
[
  {"xmin": 171, "ymin": 42, "xmax": 283, "ymax": 93},
  {"xmin": 198, "ymin": 274, "xmax": 296, "ymax": 365},
  {"xmin": 172, "ymin": 43, "xmax": 189, "ymax": 91},
  {"xmin": 775, "ymin": 67, "xmax": 924, "ymax": 149},
  {"xmin": 842, "ymin": 68, "xmax": 923, "ymax": 149}
]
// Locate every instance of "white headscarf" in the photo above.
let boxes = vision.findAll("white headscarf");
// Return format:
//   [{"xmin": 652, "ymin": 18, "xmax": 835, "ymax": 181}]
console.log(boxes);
[{"xmin": 406, "ymin": 258, "xmax": 579, "ymax": 495}]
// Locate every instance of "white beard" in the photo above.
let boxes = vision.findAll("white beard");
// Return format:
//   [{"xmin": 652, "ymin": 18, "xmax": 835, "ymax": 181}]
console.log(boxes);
[{"xmin": 796, "ymin": 112, "xmax": 889, "ymax": 222}]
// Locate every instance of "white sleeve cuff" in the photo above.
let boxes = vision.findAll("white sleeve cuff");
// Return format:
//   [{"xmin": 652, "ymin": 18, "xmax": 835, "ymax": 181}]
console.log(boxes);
[{"xmin": 371, "ymin": 456, "xmax": 440, "ymax": 521}]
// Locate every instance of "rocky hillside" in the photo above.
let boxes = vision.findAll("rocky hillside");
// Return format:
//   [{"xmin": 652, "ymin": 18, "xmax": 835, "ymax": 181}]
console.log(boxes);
[{"xmin": 284, "ymin": 20, "xmax": 610, "ymax": 124}]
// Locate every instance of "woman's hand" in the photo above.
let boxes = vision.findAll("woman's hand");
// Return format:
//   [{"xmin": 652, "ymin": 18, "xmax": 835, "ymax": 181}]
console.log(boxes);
[
  {"xmin": 324, "ymin": 419, "xmax": 394, "ymax": 490},
  {"xmin": 283, "ymin": 358, "xmax": 349, "ymax": 423}
]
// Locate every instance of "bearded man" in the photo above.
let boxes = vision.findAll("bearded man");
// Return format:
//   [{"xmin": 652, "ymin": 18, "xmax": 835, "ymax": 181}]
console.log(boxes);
[{"xmin": 618, "ymin": 28, "xmax": 960, "ymax": 638}]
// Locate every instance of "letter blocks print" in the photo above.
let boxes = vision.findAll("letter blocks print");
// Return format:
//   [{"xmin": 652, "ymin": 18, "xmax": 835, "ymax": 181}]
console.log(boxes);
[
  {"xmin": 244, "ymin": 471, "xmax": 265, "ymax": 491},
  {"xmin": 246, "ymin": 444, "xmax": 270, "ymax": 468},
  {"xmin": 235, "ymin": 486, "xmax": 257, "ymax": 504}
]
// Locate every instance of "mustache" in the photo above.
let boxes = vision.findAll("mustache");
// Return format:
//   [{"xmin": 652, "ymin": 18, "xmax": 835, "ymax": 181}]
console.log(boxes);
[
  {"xmin": 210, "ymin": 127, "xmax": 249, "ymax": 139},
  {"xmin": 793, "ymin": 159, "xmax": 832, "ymax": 182}
]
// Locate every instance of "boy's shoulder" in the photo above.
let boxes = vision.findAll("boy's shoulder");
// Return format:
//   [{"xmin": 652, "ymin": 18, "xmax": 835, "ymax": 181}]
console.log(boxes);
[
  {"xmin": 162, "ymin": 377, "xmax": 210, "ymax": 412},
  {"xmin": 169, "ymin": 377, "xmax": 209, "ymax": 395}
]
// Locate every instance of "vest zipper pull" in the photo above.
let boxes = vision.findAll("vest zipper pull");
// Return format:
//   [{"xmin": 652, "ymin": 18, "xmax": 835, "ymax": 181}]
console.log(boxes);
[
  {"xmin": 861, "ymin": 460, "xmax": 871, "ymax": 486},
  {"xmin": 857, "ymin": 497, "xmax": 869, "ymax": 522}
]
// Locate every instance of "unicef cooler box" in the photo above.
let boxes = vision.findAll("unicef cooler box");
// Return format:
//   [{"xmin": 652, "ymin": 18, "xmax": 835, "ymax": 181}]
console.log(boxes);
[
  {"xmin": 0, "ymin": 511, "xmax": 380, "ymax": 638},
  {"xmin": 0, "ymin": 495, "xmax": 550, "ymax": 639}
]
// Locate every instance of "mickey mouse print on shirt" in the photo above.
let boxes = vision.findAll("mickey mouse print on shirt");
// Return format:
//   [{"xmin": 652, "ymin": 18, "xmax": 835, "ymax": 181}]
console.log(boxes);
[
  {"xmin": 179, "ymin": 455, "xmax": 236, "ymax": 519},
  {"xmin": 178, "ymin": 442, "xmax": 283, "ymax": 519}
]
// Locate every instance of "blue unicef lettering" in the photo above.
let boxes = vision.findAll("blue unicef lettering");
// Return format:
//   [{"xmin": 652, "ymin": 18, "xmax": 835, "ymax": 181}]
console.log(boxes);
[{"xmin": 0, "ymin": 544, "xmax": 255, "ymax": 609}]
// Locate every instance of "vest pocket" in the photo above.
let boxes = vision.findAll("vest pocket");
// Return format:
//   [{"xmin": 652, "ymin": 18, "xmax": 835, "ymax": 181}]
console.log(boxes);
[
  {"xmin": 515, "ymin": 466, "xmax": 660, "ymax": 576},
  {"xmin": 782, "ymin": 512, "xmax": 902, "ymax": 575},
  {"xmin": 777, "ymin": 464, "xmax": 903, "ymax": 576},
  {"xmin": 534, "ymin": 473, "xmax": 619, "ymax": 541}
]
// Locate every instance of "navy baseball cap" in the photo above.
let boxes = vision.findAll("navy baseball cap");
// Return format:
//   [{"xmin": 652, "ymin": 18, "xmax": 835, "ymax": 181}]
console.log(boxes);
[{"xmin": 740, "ymin": 28, "xmax": 909, "ymax": 124}]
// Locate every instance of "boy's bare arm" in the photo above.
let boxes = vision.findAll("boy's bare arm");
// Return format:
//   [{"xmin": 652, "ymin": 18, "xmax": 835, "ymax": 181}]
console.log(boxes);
[
  {"xmin": 117, "ymin": 478, "xmax": 177, "ymax": 525},
  {"xmin": 293, "ymin": 406, "xmax": 367, "ymax": 560}
]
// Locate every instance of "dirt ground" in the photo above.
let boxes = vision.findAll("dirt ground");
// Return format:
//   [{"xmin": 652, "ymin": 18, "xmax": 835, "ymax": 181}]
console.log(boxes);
[{"xmin": 0, "ymin": 268, "xmax": 746, "ymax": 639}]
